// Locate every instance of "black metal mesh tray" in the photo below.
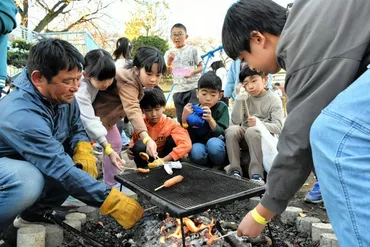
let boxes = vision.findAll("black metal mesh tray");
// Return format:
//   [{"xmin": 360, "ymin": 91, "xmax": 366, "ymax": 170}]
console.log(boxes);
[{"xmin": 115, "ymin": 163, "xmax": 265, "ymax": 217}]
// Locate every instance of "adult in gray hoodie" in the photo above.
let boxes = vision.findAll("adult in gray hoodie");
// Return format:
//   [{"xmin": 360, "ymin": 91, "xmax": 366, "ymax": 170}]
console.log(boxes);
[{"xmin": 222, "ymin": 0, "xmax": 370, "ymax": 245}]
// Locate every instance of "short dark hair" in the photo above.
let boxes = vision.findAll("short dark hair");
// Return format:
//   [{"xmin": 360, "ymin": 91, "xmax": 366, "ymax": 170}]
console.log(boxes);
[
  {"xmin": 84, "ymin": 49, "xmax": 116, "ymax": 81},
  {"xmin": 113, "ymin": 37, "xmax": 132, "ymax": 61},
  {"xmin": 239, "ymin": 66, "xmax": 265, "ymax": 82},
  {"xmin": 274, "ymin": 82, "xmax": 280, "ymax": 86},
  {"xmin": 222, "ymin": 0, "xmax": 286, "ymax": 59},
  {"xmin": 140, "ymin": 87, "xmax": 166, "ymax": 109},
  {"xmin": 198, "ymin": 71, "xmax": 222, "ymax": 92},
  {"xmin": 171, "ymin": 23, "xmax": 187, "ymax": 33},
  {"xmin": 210, "ymin": 61, "xmax": 225, "ymax": 72},
  {"xmin": 126, "ymin": 46, "xmax": 167, "ymax": 74},
  {"xmin": 27, "ymin": 38, "xmax": 84, "ymax": 82}
]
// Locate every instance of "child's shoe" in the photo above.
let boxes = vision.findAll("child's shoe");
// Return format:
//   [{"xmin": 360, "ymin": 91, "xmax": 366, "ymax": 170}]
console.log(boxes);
[
  {"xmin": 230, "ymin": 170, "xmax": 242, "ymax": 179},
  {"xmin": 304, "ymin": 181, "xmax": 323, "ymax": 203},
  {"xmin": 251, "ymin": 174, "xmax": 265, "ymax": 185}
]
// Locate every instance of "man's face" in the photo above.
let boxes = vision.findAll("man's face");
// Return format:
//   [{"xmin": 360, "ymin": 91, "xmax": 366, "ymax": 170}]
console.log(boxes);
[
  {"xmin": 239, "ymin": 31, "xmax": 281, "ymax": 74},
  {"xmin": 197, "ymin": 88, "xmax": 222, "ymax": 108},
  {"xmin": 170, "ymin": 27, "xmax": 188, "ymax": 48},
  {"xmin": 142, "ymin": 105, "xmax": 165, "ymax": 125},
  {"xmin": 32, "ymin": 67, "xmax": 82, "ymax": 104},
  {"xmin": 138, "ymin": 64, "xmax": 163, "ymax": 89},
  {"xmin": 241, "ymin": 75, "xmax": 267, "ymax": 96}
]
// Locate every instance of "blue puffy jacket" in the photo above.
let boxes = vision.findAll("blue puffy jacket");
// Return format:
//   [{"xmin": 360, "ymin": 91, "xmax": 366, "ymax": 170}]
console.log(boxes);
[{"xmin": 0, "ymin": 70, "xmax": 110, "ymax": 207}]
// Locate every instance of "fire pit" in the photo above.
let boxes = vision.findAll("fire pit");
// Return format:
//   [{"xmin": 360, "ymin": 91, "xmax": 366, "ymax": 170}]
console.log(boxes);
[{"xmin": 115, "ymin": 162, "xmax": 265, "ymax": 246}]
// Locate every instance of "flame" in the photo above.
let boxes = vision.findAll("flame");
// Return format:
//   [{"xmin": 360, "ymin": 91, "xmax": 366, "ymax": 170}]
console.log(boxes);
[
  {"xmin": 165, "ymin": 217, "xmax": 216, "ymax": 240},
  {"xmin": 167, "ymin": 219, "xmax": 182, "ymax": 239}
]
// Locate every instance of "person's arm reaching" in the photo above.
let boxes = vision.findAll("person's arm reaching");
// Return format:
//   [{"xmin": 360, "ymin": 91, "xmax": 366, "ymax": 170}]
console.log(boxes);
[{"xmin": 117, "ymin": 82, "xmax": 157, "ymax": 157}]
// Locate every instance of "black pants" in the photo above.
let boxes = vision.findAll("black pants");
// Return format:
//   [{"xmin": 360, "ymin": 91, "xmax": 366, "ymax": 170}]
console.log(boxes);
[
  {"xmin": 173, "ymin": 89, "xmax": 199, "ymax": 123},
  {"xmin": 130, "ymin": 136, "xmax": 176, "ymax": 168}
]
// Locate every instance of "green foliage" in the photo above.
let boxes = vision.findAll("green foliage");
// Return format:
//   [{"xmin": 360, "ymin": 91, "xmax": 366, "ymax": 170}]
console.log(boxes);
[
  {"xmin": 124, "ymin": 0, "xmax": 170, "ymax": 40},
  {"xmin": 132, "ymin": 35, "xmax": 169, "ymax": 57},
  {"xmin": 7, "ymin": 39, "xmax": 33, "ymax": 68}
]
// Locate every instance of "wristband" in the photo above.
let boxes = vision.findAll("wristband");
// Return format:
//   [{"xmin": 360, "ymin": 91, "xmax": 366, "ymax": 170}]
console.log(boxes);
[
  {"xmin": 182, "ymin": 122, "xmax": 189, "ymax": 128},
  {"xmin": 143, "ymin": 136, "xmax": 150, "ymax": 145},
  {"xmin": 251, "ymin": 208, "xmax": 269, "ymax": 226},
  {"xmin": 104, "ymin": 143, "xmax": 114, "ymax": 156},
  {"xmin": 167, "ymin": 64, "xmax": 172, "ymax": 68}
]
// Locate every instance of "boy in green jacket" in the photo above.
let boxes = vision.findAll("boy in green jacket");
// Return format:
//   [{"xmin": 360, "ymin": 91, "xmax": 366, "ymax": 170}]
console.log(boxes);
[{"xmin": 181, "ymin": 71, "xmax": 229, "ymax": 168}]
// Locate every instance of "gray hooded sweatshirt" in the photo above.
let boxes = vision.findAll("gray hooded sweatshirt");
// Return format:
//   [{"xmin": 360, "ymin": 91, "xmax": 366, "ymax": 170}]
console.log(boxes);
[{"xmin": 262, "ymin": 0, "xmax": 370, "ymax": 213}]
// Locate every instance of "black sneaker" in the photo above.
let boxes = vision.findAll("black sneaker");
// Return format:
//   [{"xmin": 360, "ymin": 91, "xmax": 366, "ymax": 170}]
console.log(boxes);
[
  {"xmin": 230, "ymin": 170, "xmax": 242, "ymax": 179},
  {"xmin": 121, "ymin": 144, "xmax": 129, "ymax": 152},
  {"xmin": 14, "ymin": 210, "xmax": 54, "ymax": 228}
]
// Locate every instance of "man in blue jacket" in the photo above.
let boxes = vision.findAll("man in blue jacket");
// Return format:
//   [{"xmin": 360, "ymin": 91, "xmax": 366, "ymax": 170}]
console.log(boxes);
[
  {"xmin": 0, "ymin": 0, "xmax": 17, "ymax": 96},
  {"xmin": 0, "ymin": 38, "xmax": 143, "ymax": 231}
]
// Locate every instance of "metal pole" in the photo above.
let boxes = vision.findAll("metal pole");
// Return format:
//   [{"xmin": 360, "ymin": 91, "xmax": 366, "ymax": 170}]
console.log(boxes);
[
  {"xmin": 166, "ymin": 84, "xmax": 175, "ymax": 103},
  {"xmin": 180, "ymin": 217, "xmax": 186, "ymax": 247}
]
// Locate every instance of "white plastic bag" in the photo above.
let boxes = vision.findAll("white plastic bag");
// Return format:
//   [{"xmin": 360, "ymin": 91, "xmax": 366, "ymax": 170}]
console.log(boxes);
[{"xmin": 254, "ymin": 118, "xmax": 278, "ymax": 173}]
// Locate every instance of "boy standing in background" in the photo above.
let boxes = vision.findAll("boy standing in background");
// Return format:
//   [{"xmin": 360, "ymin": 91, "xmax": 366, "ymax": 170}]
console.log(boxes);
[{"xmin": 165, "ymin": 23, "xmax": 204, "ymax": 122}]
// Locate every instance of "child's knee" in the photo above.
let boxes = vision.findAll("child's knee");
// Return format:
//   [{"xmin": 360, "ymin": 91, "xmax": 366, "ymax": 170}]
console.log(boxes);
[
  {"xmin": 244, "ymin": 126, "xmax": 260, "ymax": 139},
  {"xmin": 206, "ymin": 137, "xmax": 225, "ymax": 151},
  {"xmin": 225, "ymin": 125, "xmax": 243, "ymax": 139}
]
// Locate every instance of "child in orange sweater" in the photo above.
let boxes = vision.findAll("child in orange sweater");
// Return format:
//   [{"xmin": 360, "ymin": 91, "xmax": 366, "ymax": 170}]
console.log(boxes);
[{"xmin": 128, "ymin": 87, "xmax": 192, "ymax": 168}]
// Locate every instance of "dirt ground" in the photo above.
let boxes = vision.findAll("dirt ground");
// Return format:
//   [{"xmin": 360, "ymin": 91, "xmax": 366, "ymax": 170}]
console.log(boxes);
[
  {"xmin": 63, "ymin": 151, "xmax": 328, "ymax": 247},
  {"xmin": 0, "ymin": 151, "xmax": 328, "ymax": 247}
]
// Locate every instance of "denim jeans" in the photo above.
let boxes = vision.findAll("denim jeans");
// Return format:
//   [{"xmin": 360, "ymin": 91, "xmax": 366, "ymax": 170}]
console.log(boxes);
[
  {"xmin": 310, "ymin": 67, "xmax": 370, "ymax": 247},
  {"xmin": 190, "ymin": 137, "xmax": 226, "ymax": 167},
  {"xmin": 0, "ymin": 158, "xmax": 45, "ymax": 229}
]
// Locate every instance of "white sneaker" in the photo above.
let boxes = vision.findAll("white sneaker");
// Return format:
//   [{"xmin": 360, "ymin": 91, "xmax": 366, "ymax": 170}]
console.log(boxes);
[
  {"xmin": 13, "ymin": 216, "xmax": 43, "ymax": 228},
  {"xmin": 251, "ymin": 174, "xmax": 265, "ymax": 185}
]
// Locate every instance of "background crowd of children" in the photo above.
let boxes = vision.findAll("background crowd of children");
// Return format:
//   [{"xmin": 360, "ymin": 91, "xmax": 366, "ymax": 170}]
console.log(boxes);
[{"xmin": 71, "ymin": 22, "xmax": 287, "ymax": 189}]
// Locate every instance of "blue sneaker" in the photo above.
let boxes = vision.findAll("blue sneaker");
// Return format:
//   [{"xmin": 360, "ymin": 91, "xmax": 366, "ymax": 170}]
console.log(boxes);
[
  {"xmin": 304, "ymin": 181, "xmax": 323, "ymax": 203},
  {"xmin": 230, "ymin": 170, "xmax": 242, "ymax": 179},
  {"xmin": 251, "ymin": 174, "xmax": 265, "ymax": 185}
]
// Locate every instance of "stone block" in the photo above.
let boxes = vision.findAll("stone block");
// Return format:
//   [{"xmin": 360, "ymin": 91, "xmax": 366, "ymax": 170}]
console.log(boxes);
[
  {"xmin": 320, "ymin": 233, "xmax": 339, "ymax": 247},
  {"xmin": 77, "ymin": 205, "xmax": 99, "ymax": 221},
  {"xmin": 17, "ymin": 225, "xmax": 46, "ymax": 247},
  {"xmin": 280, "ymin": 206, "xmax": 303, "ymax": 225},
  {"xmin": 312, "ymin": 223, "xmax": 333, "ymax": 242},
  {"xmin": 44, "ymin": 224, "xmax": 64, "ymax": 247},
  {"xmin": 247, "ymin": 196, "xmax": 261, "ymax": 209},
  {"xmin": 295, "ymin": 216, "xmax": 321, "ymax": 236},
  {"xmin": 63, "ymin": 219, "xmax": 82, "ymax": 241},
  {"xmin": 65, "ymin": 212, "xmax": 87, "ymax": 224}
]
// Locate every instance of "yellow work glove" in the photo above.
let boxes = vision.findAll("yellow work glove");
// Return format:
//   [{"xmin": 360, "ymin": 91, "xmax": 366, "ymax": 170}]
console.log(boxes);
[
  {"xmin": 73, "ymin": 141, "xmax": 98, "ymax": 178},
  {"xmin": 148, "ymin": 158, "xmax": 164, "ymax": 168},
  {"xmin": 100, "ymin": 187, "xmax": 144, "ymax": 229}
]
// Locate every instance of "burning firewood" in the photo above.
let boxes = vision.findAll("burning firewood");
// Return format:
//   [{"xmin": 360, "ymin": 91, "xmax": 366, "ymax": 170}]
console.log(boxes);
[{"xmin": 206, "ymin": 231, "xmax": 236, "ymax": 246}]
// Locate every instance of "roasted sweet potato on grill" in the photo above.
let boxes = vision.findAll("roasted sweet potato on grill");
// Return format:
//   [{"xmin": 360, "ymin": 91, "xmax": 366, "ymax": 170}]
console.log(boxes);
[
  {"xmin": 164, "ymin": 175, "xmax": 184, "ymax": 187},
  {"xmin": 137, "ymin": 168, "xmax": 150, "ymax": 173},
  {"xmin": 155, "ymin": 175, "xmax": 184, "ymax": 191}
]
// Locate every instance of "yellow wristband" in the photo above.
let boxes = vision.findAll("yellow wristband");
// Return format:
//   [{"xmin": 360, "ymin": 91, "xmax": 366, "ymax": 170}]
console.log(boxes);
[
  {"xmin": 251, "ymin": 208, "xmax": 269, "ymax": 226},
  {"xmin": 104, "ymin": 143, "xmax": 114, "ymax": 156},
  {"xmin": 143, "ymin": 136, "xmax": 150, "ymax": 145},
  {"xmin": 182, "ymin": 122, "xmax": 189, "ymax": 128}
]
